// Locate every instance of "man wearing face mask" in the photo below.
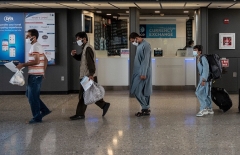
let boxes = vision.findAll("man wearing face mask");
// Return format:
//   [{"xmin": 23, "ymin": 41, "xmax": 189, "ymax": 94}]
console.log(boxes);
[
  {"xmin": 193, "ymin": 45, "xmax": 213, "ymax": 117},
  {"xmin": 16, "ymin": 29, "xmax": 51, "ymax": 124},
  {"xmin": 129, "ymin": 32, "xmax": 152, "ymax": 117},
  {"xmin": 70, "ymin": 32, "xmax": 110, "ymax": 120}
]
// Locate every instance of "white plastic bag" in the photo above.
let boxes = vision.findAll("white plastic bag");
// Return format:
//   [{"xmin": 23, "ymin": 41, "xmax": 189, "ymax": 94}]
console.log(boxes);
[
  {"xmin": 9, "ymin": 70, "xmax": 25, "ymax": 86},
  {"xmin": 83, "ymin": 82, "xmax": 105, "ymax": 105}
]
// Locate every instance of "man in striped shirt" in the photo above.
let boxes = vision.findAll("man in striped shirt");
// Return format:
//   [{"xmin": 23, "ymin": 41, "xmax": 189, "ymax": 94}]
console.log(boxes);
[{"xmin": 16, "ymin": 29, "xmax": 51, "ymax": 124}]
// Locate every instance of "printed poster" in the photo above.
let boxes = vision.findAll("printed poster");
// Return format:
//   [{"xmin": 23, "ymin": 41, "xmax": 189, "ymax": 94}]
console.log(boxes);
[
  {"xmin": 0, "ymin": 13, "xmax": 25, "ymax": 65},
  {"xmin": 25, "ymin": 13, "xmax": 55, "ymax": 65}
]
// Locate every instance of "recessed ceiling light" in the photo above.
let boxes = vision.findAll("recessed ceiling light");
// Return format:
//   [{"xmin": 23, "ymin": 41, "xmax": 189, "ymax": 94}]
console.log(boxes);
[
  {"xmin": 107, "ymin": 14, "xmax": 111, "ymax": 15},
  {"xmin": 96, "ymin": 11, "xmax": 102, "ymax": 13},
  {"xmin": 126, "ymin": 11, "xmax": 129, "ymax": 13},
  {"xmin": 155, "ymin": 11, "xmax": 160, "ymax": 13},
  {"xmin": 184, "ymin": 11, "xmax": 189, "ymax": 13}
]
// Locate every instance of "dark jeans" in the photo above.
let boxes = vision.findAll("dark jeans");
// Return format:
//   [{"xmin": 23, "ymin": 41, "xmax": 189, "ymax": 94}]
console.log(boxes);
[
  {"xmin": 76, "ymin": 76, "xmax": 106, "ymax": 116},
  {"xmin": 26, "ymin": 75, "xmax": 50, "ymax": 121}
]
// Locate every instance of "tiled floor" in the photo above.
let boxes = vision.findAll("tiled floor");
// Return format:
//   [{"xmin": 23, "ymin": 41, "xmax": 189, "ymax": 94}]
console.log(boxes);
[{"xmin": 0, "ymin": 90, "xmax": 240, "ymax": 155}]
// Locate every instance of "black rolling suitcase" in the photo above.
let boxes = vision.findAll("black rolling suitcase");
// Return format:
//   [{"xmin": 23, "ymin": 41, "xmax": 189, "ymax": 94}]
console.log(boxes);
[{"xmin": 211, "ymin": 87, "xmax": 232, "ymax": 112}]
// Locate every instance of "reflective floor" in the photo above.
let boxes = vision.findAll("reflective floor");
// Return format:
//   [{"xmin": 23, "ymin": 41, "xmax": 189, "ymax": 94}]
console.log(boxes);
[{"xmin": 0, "ymin": 90, "xmax": 240, "ymax": 155}]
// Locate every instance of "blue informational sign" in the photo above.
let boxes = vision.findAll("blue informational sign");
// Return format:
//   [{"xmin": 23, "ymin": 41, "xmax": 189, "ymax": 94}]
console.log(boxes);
[
  {"xmin": 0, "ymin": 13, "xmax": 25, "ymax": 65},
  {"xmin": 140, "ymin": 24, "xmax": 176, "ymax": 38}
]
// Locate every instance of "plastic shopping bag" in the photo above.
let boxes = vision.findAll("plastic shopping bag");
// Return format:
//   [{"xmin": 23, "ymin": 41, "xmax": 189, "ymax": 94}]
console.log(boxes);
[
  {"xmin": 83, "ymin": 82, "xmax": 105, "ymax": 105},
  {"xmin": 9, "ymin": 70, "xmax": 25, "ymax": 86}
]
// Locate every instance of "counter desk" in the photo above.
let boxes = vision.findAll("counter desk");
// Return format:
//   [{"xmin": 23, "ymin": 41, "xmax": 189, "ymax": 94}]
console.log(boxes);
[{"xmin": 95, "ymin": 55, "xmax": 196, "ymax": 87}]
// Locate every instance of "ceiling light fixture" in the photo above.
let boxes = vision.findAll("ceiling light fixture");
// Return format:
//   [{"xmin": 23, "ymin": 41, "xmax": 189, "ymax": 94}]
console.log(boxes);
[
  {"xmin": 155, "ymin": 11, "xmax": 160, "ymax": 13},
  {"xmin": 113, "ymin": 16, "xmax": 117, "ymax": 18},
  {"xmin": 160, "ymin": 14, "xmax": 164, "ymax": 16},
  {"xmin": 96, "ymin": 11, "xmax": 102, "ymax": 13},
  {"xmin": 107, "ymin": 14, "xmax": 111, "ymax": 15},
  {"xmin": 184, "ymin": 11, "xmax": 189, "ymax": 13},
  {"xmin": 126, "ymin": 11, "xmax": 129, "ymax": 13}
]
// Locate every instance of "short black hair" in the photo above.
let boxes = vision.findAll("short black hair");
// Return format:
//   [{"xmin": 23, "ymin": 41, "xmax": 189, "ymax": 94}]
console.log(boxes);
[
  {"xmin": 188, "ymin": 40, "xmax": 194, "ymax": 46},
  {"xmin": 129, "ymin": 32, "xmax": 140, "ymax": 40},
  {"xmin": 28, "ymin": 29, "xmax": 39, "ymax": 39},
  {"xmin": 75, "ymin": 32, "xmax": 88, "ymax": 41},
  {"xmin": 193, "ymin": 45, "xmax": 203, "ymax": 53}
]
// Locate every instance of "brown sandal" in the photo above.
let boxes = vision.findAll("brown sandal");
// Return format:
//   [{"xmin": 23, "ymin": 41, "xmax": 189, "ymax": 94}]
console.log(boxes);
[{"xmin": 135, "ymin": 109, "xmax": 151, "ymax": 117}]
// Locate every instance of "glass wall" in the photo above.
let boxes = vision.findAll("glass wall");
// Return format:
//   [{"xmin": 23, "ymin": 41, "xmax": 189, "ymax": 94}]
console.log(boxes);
[{"xmin": 94, "ymin": 15, "xmax": 128, "ymax": 56}]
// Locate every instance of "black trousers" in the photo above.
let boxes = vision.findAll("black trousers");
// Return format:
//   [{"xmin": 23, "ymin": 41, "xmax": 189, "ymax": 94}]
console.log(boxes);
[{"xmin": 76, "ymin": 76, "xmax": 105, "ymax": 116}]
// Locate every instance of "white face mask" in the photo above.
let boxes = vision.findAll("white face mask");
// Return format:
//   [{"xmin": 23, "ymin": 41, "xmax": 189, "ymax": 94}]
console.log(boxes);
[
  {"xmin": 132, "ymin": 42, "xmax": 138, "ymax": 46},
  {"xmin": 77, "ymin": 40, "xmax": 83, "ymax": 46},
  {"xmin": 26, "ymin": 38, "xmax": 32, "ymax": 44},
  {"xmin": 193, "ymin": 50, "xmax": 198, "ymax": 56}
]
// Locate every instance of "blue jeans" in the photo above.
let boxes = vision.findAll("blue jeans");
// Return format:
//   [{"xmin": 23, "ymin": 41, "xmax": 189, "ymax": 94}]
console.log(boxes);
[{"xmin": 26, "ymin": 75, "xmax": 50, "ymax": 121}]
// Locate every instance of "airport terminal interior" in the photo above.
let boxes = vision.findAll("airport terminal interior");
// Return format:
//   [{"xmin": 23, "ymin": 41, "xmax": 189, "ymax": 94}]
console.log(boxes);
[{"xmin": 1, "ymin": 0, "xmax": 240, "ymax": 155}]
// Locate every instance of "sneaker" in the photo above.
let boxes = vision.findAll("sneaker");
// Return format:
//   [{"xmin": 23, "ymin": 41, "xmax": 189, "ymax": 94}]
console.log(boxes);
[
  {"xmin": 207, "ymin": 108, "xmax": 214, "ymax": 115},
  {"xmin": 196, "ymin": 109, "xmax": 208, "ymax": 117}
]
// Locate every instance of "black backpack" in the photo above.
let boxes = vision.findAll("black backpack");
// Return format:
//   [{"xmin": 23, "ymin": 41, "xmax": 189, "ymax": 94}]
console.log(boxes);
[{"xmin": 200, "ymin": 54, "xmax": 222, "ymax": 81}]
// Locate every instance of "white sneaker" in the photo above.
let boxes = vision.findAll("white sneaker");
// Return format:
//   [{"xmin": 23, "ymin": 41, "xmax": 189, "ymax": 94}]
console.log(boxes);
[
  {"xmin": 207, "ymin": 108, "xmax": 214, "ymax": 115},
  {"xmin": 196, "ymin": 109, "xmax": 208, "ymax": 117}
]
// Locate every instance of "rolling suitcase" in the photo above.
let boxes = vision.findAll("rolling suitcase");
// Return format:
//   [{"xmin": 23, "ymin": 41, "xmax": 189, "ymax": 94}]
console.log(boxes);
[{"xmin": 211, "ymin": 87, "xmax": 232, "ymax": 112}]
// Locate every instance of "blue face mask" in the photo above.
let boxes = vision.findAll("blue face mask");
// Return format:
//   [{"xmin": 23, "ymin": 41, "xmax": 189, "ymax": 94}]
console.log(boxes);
[{"xmin": 193, "ymin": 50, "xmax": 198, "ymax": 56}]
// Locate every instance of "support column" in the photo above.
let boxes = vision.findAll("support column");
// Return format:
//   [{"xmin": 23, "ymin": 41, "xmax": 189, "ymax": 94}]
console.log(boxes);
[
  {"xmin": 196, "ymin": 7, "xmax": 208, "ymax": 54},
  {"xmin": 129, "ymin": 7, "xmax": 139, "ymax": 96}
]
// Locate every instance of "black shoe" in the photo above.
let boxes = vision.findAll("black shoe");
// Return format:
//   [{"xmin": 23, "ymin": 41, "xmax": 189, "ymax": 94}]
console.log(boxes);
[
  {"xmin": 27, "ymin": 119, "xmax": 42, "ymax": 124},
  {"xmin": 42, "ymin": 111, "xmax": 52, "ymax": 118},
  {"xmin": 70, "ymin": 115, "xmax": 85, "ymax": 120},
  {"xmin": 102, "ymin": 103, "xmax": 110, "ymax": 116}
]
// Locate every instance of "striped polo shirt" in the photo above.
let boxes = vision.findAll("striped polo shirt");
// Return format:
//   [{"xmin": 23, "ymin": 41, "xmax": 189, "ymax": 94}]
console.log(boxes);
[{"xmin": 28, "ymin": 42, "xmax": 45, "ymax": 75}]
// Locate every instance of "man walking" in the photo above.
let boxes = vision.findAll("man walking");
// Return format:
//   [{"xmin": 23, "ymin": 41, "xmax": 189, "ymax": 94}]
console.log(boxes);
[
  {"xmin": 16, "ymin": 29, "xmax": 51, "ymax": 124},
  {"xmin": 70, "ymin": 32, "xmax": 110, "ymax": 120},
  {"xmin": 129, "ymin": 32, "xmax": 152, "ymax": 117}
]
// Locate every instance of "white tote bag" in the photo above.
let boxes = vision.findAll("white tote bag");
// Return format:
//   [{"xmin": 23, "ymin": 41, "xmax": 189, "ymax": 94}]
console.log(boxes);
[
  {"xmin": 83, "ymin": 82, "xmax": 105, "ymax": 105},
  {"xmin": 9, "ymin": 70, "xmax": 25, "ymax": 86}
]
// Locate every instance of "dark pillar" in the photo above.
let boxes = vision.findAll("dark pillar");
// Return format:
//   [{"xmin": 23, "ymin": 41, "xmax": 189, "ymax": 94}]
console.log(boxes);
[
  {"xmin": 67, "ymin": 10, "xmax": 83, "ymax": 91},
  {"xmin": 196, "ymin": 7, "xmax": 208, "ymax": 54},
  {"xmin": 129, "ymin": 7, "xmax": 139, "ymax": 96}
]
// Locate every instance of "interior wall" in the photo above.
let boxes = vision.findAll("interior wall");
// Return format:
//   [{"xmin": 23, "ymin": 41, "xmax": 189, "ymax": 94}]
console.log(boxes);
[
  {"xmin": 0, "ymin": 9, "xmax": 70, "ymax": 93},
  {"xmin": 0, "ymin": 9, "xmax": 83, "ymax": 93},
  {"xmin": 140, "ymin": 19, "xmax": 187, "ymax": 56},
  {"xmin": 208, "ymin": 9, "xmax": 240, "ymax": 93}
]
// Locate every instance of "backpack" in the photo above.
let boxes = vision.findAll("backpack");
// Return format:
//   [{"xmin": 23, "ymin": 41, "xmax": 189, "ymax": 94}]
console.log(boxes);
[{"xmin": 200, "ymin": 54, "xmax": 222, "ymax": 81}]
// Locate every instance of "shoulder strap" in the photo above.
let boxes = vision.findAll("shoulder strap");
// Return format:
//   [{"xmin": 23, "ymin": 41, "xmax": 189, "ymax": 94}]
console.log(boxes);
[{"xmin": 200, "ymin": 55, "xmax": 204, "ymax": 66}]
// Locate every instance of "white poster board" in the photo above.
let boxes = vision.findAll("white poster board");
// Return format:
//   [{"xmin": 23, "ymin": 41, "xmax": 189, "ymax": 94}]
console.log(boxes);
[
  {"xmin": 219, "ymin": 33, "xmax": 235, "ymax": 49},
  {"xmin": 25, "ymin": 13, "xmax": 55, "ymax": 65}
]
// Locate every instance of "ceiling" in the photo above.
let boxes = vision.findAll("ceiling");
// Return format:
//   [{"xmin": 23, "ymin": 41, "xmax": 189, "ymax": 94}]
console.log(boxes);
[{"xmin": 0, "ymin": 1, "xmax": 239, "ymax": 17}]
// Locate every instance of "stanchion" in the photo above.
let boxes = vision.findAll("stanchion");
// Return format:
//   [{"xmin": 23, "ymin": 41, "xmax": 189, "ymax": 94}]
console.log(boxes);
[{"xmin": 239, "ymin": 89, "xmax": 240, "ymax": 112}]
